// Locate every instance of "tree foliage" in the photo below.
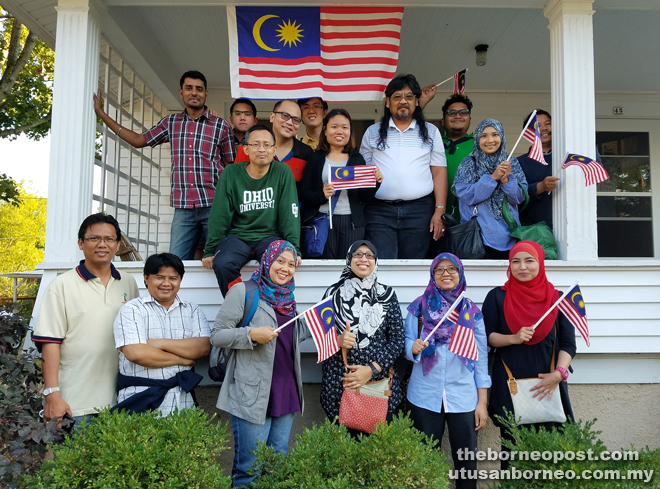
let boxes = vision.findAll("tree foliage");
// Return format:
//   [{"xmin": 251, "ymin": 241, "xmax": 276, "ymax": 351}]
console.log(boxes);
[
  {"xmin": 0, "ymin": 184, "xmax": 46, "ymax": 300},
  {"xmin": 0, "ymin": 173, "xmax": 20, "ymax": 206},
  {"xmin": 0, "ymin": 6, "xmax": 54, "ymax": 140}
]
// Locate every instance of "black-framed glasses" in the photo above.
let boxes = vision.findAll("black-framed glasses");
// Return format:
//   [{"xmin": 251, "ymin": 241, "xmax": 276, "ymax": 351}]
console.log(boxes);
[
  {"xmin": 352, "ymin": 252, "xmax": 376, "ymax": 260},
  {"xmin": 273, "ymin": 111, "xmax": 302, "ymax": 125},
  {"xmin": 82, "ymin": 236, "xmax": 118, "ymax": 244},
  {"xmin": 390, "ymin": 93, "xmax": 416, "ymax": 103},
  {"xmin": 446, "ymin": 109, "xmax": 470, "ymax": 117},
  {"xmin": 231, "ymin": 110, "xmax": 254, "ymax": 117},
  {"xmin": 245, "ymin": 142, "xmax": 275, "ymax": 149},
  {"xmin": 433, "ymin": 266, "xmax": 458, "ymax": 275}
]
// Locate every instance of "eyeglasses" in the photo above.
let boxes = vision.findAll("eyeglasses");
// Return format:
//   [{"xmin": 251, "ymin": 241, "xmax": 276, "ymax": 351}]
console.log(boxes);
[
  {"xmin": 231, "ymin": 110, "xmax": 254, "ymax": 117},
  {"xmin": 246, "ymin": 142, "xmax": 275, "ymax": 149},
  {"xmin": 351, "ymin": 252, "xmax": 376, "ymax": 260},
  {"xmin": 446, "ymin": 109, "xmax": 470, "ymax": 117},
  {"xmin": 390, "ymin": 93, "xmax": 416, "ymax": 103},
  {"xmin": 83, "ymin": 236, "xmax": 118, "ymax": 244},
  {"xmin": 273, "ymin": 111, "xmax": 302, "ymax": 125},
  {"xmin": 433, "ymin": 266, "xmax": 458, "ymax": 275}
]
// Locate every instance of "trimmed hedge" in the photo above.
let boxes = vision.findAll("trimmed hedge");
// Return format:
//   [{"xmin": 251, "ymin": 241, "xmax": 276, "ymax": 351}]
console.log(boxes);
[
  {"xmin": 253, "ymin": 413, "xmax": 451, "ymax": 489},
  {"xmin": 22, "ymin": 408, "xmax": 232, "ymax": 488},
  {"xmin": 492, "ymin": 410, "xmax": 660, "ymax": 488}
]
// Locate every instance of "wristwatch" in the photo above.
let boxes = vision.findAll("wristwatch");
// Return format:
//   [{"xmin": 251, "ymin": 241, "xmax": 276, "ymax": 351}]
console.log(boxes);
[
  {"xmin": 369, "ymin": 363, "xmax": 379, "ymax": 377},
  {"xmin": 43, "ymin": 387, "xmax": 60, "ymax": 397},
  {"xmin": 555, "ymin": 367, "xmax": 569, "ymax": 382}
]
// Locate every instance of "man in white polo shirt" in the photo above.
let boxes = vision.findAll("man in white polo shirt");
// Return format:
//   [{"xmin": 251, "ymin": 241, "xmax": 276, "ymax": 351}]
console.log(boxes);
[
  {"xmin": 33, "ymin": 213, "xmax": 139, "ymax": 424},
  {"xmin": 360, "ymin": 74, "xmax": 448, "ymax": 259}
]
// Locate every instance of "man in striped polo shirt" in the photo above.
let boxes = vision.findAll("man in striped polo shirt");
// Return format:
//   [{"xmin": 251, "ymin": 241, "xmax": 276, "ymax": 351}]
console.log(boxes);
[
  {"xmin": 93, "ymin": 71, "xmax": 236, "ymax": 260},
  {"xmin": 360, "ymin": 74, "xmax": 448, "ymax": 259}
]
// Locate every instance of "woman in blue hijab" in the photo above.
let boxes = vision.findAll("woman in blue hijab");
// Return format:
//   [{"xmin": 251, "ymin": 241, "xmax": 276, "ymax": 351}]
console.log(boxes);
[
  {"xmin": 452, "ymin": 119, "xmax": 528, "ymax": 259},
  {"xmin": 405, "ymin": 252, "xmax": 490, "ymax": 489}
]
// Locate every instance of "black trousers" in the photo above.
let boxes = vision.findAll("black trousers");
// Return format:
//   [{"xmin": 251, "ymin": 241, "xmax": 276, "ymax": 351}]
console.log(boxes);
[
  {"xmin": 212, "ymin": 235, "xmax": 281, "ymax": 296},
  {"xmin": 322, "ymin": 213, "xmax": 365, "ymax": 259},
  {"xmin": 409, "ymin": 402, "xmax": 478, "ymax": 489},
  {"xmin": 484, "ymin": 245, "xmax": 510, "ymax": 260}
]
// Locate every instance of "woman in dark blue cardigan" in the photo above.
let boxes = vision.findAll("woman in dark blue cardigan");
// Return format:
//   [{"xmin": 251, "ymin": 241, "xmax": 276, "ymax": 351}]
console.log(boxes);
[{"xmin": 299, "ymin": 108, "xmax": 382, "ymax": 259}]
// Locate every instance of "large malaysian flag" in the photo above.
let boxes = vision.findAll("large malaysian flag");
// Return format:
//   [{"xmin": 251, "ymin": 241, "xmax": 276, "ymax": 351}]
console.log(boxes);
[{"xmin": 227, "ymin": 6, "xmax": 404, "ymax": 102}]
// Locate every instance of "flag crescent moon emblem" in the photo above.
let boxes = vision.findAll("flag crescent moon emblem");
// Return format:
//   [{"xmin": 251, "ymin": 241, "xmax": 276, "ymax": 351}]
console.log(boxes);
[
  {"xmin": 320, "ymin": 307, "xmax": 333, "ymax": 321},
  {"xmin": 253, "ymin": 15, "xmax": 280, "ymax": 52},
  {"xmin": 334, "ymin": 168, "xmax": 343, "ymax": 179},
  {"xmin": 571, "ymin": 292, "xmax": 581, "ymax": 302}
]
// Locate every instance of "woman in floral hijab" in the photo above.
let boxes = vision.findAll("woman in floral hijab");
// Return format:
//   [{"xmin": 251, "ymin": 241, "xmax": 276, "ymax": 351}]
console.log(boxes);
[{"xmin": 319, "ymin": 240, "xmax": 405, "ymax": 429}]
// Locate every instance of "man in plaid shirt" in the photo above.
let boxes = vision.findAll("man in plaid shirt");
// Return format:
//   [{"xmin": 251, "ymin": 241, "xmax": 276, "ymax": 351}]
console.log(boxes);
[{"xmin": 94, "ymin": 70, "xmax": 236, "ymax": 259}]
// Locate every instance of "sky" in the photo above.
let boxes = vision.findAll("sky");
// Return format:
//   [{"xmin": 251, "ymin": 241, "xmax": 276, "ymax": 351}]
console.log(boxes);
[{"xmin": 0, "ymin": 134, "xmax": 51, "ymax": 197}]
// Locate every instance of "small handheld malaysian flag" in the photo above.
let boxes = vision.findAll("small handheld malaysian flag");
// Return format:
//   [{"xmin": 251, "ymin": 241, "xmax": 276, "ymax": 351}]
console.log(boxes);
[
  {"xmin": 330, "ymin": 165, "xmax": 378, "ymax": 190},
  {"xmin": 448, "ymin": 299, "xmax": 479, "ymax": 362},
  {"xmin": 557, "ymin": 284, "xmax": 590, "ymax": 346},
  {"xmin": 522, "ymin": 113, "xmax": 547, "ymax": 165},
  {"xmin": 561, "ymin": 153, "xmax": 609, "ymax": 187},
  {"xmin": 453, "ymin": 69, "xmax": 466, "ymax": 95},
  {"xmin": 423, "ymin": 292, "xmax": 465, "ymax": 343},
  {"xmin": 303, "ymin": 297, "xmax": 339, "ymax": 363}
]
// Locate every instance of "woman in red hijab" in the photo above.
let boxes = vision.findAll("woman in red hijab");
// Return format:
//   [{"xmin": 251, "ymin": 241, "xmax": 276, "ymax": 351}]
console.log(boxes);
[{"xmin": 482, "ymin": 241, "xmax": 576, "ymax": 467}]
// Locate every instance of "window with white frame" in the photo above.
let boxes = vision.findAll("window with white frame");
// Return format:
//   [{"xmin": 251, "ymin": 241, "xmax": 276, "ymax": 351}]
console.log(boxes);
[{"xmin": 596, "ymin": 132, "xmax": 652, "ymax": 257}]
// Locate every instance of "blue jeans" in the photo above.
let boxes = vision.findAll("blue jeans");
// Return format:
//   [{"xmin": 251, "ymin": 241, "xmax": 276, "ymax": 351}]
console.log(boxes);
[
  {"xmin": 169, "ymin": 207, "xmax": 211, "ymax": 260},
  {"xmin": 230, "ymin": 413, "xmax": 294, "ymax": 488},
  {"xmin": 364, "ymin": 194, "xmax": 434, "ymax": 259}
]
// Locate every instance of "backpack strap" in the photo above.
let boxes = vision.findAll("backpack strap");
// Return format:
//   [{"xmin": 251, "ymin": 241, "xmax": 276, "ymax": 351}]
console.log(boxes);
[{"xmin": 238, "ymin": 280, "xmax": 259, "ymax": 328}]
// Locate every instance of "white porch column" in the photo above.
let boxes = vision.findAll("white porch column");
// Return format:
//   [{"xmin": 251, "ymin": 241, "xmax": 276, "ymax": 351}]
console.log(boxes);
[
  {"xmin": 544, "ymin": 0, "xmax": 598, "ymax": 260},
  {"xmin": 44, "ymin": 0, "xmax": 103, "ymax": 263}
]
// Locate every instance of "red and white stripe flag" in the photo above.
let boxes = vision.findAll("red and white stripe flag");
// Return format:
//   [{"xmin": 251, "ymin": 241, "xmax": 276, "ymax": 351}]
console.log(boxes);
[
  {"xmin": 302, "ymin": 297, "xmax": 339, "ymax": 363},
  {"xmin": 330, "ymin": 165, "xmax": 378, "ymax": 190},
  {"xmin": 557, "ymin": 284, "xmax": 590, "ymax": 346},
  {"xmin": 447, "ymin": 300, "xmax": 479, "ymax": 362},
  {"xmin": 561, "ymin": 153, "xmax": 609, "ymax": 187},
  {"xmin": 522, "ymin": 113, "xmax": 547, "ymax": 165},
  {"xmin": 453, "ymin": 69, "xmax": 466, "ymax": 95},
  {"xmin": 227, "ymin": 7, "xmax": 404, "ymax": 102}
]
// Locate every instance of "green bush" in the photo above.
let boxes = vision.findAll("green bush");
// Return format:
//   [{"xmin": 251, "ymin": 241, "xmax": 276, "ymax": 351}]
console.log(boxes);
[
  {"xmin": 0, "ymin": 305, "xmax": 62, "ymax": 487},
  {"xmin": 492, "ymin": 410, "xmax": 660, "ymax": 488},
  {"xmin": 22, "ymin": 408, "xmax": 232, "ymax": 489},
  {"xmin": 253, "ymin": 413, "xmax": 451, "ymax": 489}
]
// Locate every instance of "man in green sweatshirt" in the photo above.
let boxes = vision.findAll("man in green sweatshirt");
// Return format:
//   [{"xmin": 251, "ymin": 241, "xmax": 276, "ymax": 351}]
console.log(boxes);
[{"xmin": 201, "ymin": 124, "xmax": 301, "ymax": 296}]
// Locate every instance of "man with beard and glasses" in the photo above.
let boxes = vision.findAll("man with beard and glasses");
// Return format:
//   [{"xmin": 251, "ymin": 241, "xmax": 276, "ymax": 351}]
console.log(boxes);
[
  {"xmin": 93, "ymin": 70, "xmax": 236, "ymax": 260},
  {"xmin": 359, "ymin": 74, "xmax": 448, "ymax": 259}
]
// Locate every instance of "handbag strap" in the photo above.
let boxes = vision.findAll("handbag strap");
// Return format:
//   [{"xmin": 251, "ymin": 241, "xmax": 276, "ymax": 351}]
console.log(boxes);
[{"xmin": 501, "ymin": 328, "xmax": 557, "ymax": 382}]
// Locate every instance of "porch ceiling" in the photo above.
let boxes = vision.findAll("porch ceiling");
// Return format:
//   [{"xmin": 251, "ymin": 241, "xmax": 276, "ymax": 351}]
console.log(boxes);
[{"xmin": 4, "ymin": 0, "xmax": 660, "ymax": 110}]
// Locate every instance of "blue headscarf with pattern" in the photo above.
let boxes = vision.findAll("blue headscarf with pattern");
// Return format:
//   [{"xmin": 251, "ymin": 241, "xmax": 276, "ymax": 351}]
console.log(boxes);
[
  {"xmin": 407, "ymin": 253, "xmax": 481, "ymax": 374},
  {"xmin": 452, "ymin": 118, "xmax": 526, "ymax": 219},
  {"xmin": 250, "ymin": 240, "xmax": 297, "ymax": 318}
]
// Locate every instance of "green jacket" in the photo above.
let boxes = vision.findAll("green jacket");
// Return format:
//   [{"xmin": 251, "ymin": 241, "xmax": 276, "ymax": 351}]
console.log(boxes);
[
  {"xmin": 443, "ymin": 133, "xmax": 474, "ymax": 219},
  {"xmin": 203, "ymin": 161, "xmax": 300, "ymax": 257}
]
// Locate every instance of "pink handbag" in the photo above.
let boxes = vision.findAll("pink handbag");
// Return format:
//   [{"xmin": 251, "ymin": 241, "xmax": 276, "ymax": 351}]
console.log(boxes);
[{"xmin": 338, "ymin": 348, "xmax": 392, "ymax": 433}]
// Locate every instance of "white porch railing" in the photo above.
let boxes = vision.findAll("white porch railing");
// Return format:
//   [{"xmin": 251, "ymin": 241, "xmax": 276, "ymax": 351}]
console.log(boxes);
[{"xmin": 94, "ymin": 40, "xmax": 163, "ymax": 258}]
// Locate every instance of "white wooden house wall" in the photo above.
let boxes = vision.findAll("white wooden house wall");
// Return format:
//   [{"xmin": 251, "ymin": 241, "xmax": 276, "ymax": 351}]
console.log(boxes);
[{"xmin": 4, "ymin": 0, "xmax": 658, "ymax": 403}]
